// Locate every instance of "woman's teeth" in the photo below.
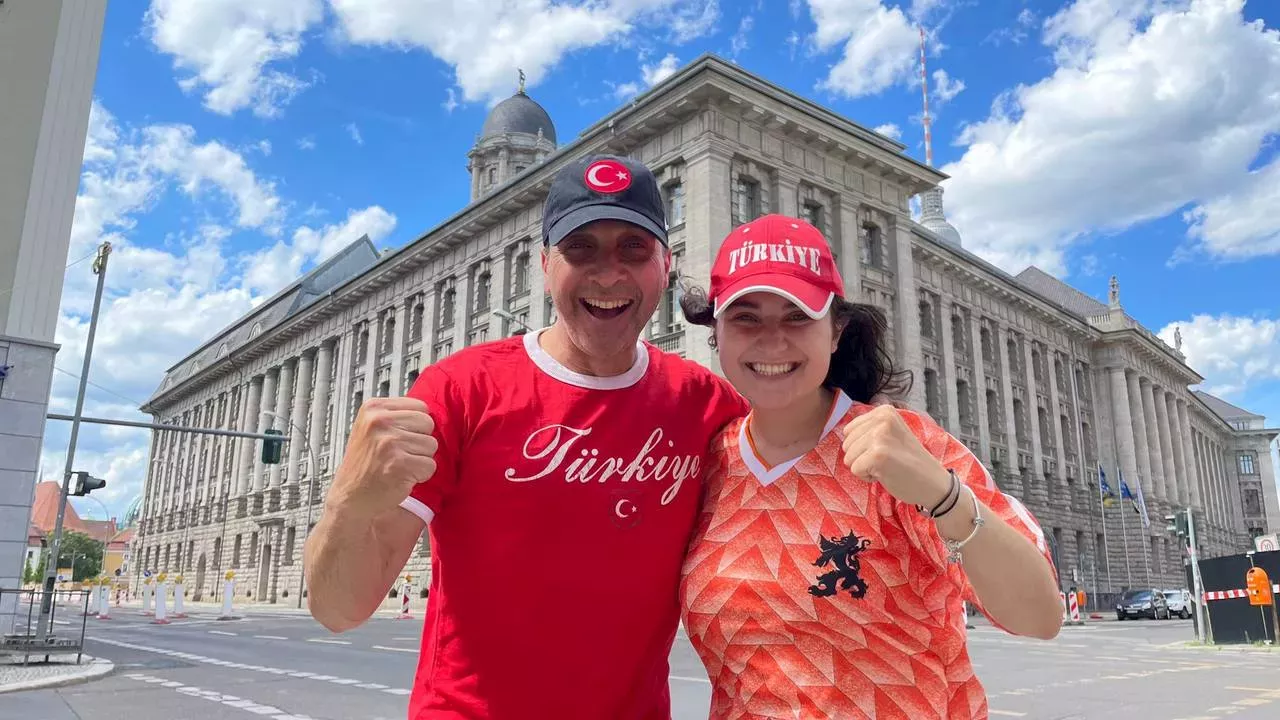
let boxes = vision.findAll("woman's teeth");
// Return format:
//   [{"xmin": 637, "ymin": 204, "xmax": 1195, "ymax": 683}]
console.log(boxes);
[{"xmin": 748, "ymin": 363, "xmax": 799, "ymax": 376}]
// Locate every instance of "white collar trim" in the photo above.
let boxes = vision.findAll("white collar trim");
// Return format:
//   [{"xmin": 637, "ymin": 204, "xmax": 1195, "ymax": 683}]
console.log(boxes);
[
  {"xmin": 522, "ymin": 327, "xmax": 649, "ymax": 390},
  {"xmin": 737, "ymin": 390, "xmax": 855, "ymax": 486}
]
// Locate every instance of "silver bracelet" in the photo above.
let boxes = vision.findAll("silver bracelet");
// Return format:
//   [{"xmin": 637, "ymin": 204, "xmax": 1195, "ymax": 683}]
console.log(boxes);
[{"xmin": 942, "ymin": 484, "xmax": 984, "ymax": 564}]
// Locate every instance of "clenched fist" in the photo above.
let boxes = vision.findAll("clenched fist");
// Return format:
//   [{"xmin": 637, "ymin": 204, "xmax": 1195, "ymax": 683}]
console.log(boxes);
[
  {"xmin": 839, "ymin": 405, "xmax": 951, "ymax": 509},
  {"xmin": 326, "ymin": 396, "xmax": 439, "ymax": 522}
]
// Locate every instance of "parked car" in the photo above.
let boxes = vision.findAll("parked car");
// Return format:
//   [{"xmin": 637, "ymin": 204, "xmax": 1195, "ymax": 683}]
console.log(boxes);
[
  {"xmin": 1116, "ymin": 588, "xmax": 1171, "ymax": 620},
  {"xmin": 1162, "ymin": 588, "xmax": 1194, "ymax": 619}
]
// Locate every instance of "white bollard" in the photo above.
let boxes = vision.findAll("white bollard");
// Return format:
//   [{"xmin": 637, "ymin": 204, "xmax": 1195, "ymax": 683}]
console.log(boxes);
[
  {"xmin": 172, "ymin": 583, "xmax": 187, "ymax": 618},
  {"xmin": 86, "ymin": 586, "xmax": 98, "ymax": 616},
  {"xmin": 218, "ymin": 579, "xmax": 236, "ymax": 620},
  {"xmin": 142, "ymin": 582, "xmax": 154, "ymax": 615},
  {"xmin": 396, "ymin": 581, "xmax": 414, "ymax": 620},
  {"xmin": 152, "ymin": 582, "xmax": 170, "ymax": 624},
  {"xmin": 97, "ymin": 585, "xmax": 111, "ymax": 620}
]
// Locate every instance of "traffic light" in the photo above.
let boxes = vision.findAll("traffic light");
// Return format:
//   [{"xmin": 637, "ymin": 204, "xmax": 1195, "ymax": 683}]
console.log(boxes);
[
  {"xmin": 1164, "ymin": 510, "xmax": 1188, "ymax": 538},
  {"xmin": 71, "ymin": 471, "xmax": 106, "ymax": 496},
  {"xmin": 261, "ymin": 428, "xmax": 284, "ymax": 464}
]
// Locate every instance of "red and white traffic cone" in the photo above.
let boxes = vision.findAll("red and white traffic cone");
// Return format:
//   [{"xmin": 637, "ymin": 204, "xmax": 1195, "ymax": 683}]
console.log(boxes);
[{"xmin": 396, "ymin": 579, "xmax": 414, "ymax": 620}]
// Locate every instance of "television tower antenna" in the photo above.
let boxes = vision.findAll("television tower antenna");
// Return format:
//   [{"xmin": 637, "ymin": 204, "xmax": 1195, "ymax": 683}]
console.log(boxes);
[{"xmin": 919, "ymin": 25, "xmax": 933, "ymax": 167}]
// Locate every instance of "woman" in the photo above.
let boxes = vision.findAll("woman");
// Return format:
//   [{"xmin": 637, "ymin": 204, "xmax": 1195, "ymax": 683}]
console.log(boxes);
[{"xmin": 678, "ymin": 214, "xmax": 1062, "ymax": 720}]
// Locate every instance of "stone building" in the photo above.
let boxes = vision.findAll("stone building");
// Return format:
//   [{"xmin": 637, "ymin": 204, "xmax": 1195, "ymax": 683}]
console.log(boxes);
[{"xmin": 133, "ymin": 55, "xmax": 1278, "ymax": 605}]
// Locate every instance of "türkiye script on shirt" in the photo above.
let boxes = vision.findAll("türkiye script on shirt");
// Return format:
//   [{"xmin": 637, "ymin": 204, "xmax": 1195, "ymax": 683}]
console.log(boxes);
[{"xmin": 503, "ymin": 424, "xmax": 700, "ymax": 514}]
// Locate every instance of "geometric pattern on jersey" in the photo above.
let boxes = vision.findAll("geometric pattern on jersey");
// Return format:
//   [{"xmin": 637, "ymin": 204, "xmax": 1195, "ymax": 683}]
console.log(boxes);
[{"xmin": 680, "ymin": 392, "xmax": 1054, "ymax": 720}]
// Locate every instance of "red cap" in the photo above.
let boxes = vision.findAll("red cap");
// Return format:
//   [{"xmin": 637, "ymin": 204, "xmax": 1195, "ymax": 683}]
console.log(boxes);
[{"xmin": 710, "ymin": 214, "xmax": 845, "ymax": 319}]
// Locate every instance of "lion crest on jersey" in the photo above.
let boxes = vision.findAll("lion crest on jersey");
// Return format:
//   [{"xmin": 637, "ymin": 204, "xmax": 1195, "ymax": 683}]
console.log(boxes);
[{"xmin": 808, "ymin": 531, "xmax": 871, "ymax": 599}]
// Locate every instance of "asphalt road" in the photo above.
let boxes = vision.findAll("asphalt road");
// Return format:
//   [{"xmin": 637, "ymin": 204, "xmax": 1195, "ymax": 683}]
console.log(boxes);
[{"xmin": 7, "ymin": 605, "xmax": 1280, "ymax": 719}]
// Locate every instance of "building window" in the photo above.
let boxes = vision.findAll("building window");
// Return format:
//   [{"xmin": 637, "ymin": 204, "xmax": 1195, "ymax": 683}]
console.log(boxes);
[
  {"xmin": 514, "ymin": 250, "xmax": 531, "ymax": 295},
  {"xmin": 406, "ymin": 369, "xmax": 420, "ymax": 387},
  {"xmin": 411, "ymin": 301, "xmax": 425, "ymax": 341},
  {"xmin": 1244, "ymin": 487, "xmax": 1263, "ymax": 515},
  {"xmin": 284, "ymin": 527, "xmax": 296, "ymax": 565},
  {"xmin": 382, "ymin": 315, "xmax": 395, "ymax": 355},
  {"xmin": 515, "ymin": 165, "xmax": 526, "ymax": 174},
  {"xmin": 919, "ymin": 300, "xmax": 934, "ymax": 338},
  {"xmin": 440, "ymin": 288, "xmax": 456, "ymax": 329},
  {"xmin": 1032, "ymin": 349, "xmax": 1044, "ymax": 385},
  {"xmin": 986, "ymin": 390, "xmax": 1002, "ymax": 440},
  {"xmin": 801, "ymin": 201, "xmax": 824, "ymax": 235},
  {"xmin": 1239, "ymin": 453, "xmax": 1256, "ymax": 475},
  {"xmin": 1013, "ymin": 398, "xmax": 1028, "ymax": 449},
  {"xmin": 474, "ymin": 269, "xmax": 492, "ymax": 314},
  {"xmin": 957, "ymin": 380, "xmax": 972, "ymax": 428},
  {"xmin": 377, "ymin": 380, "xmax": 390, "ymax": 398},
  {"xmin": 924, "ymin": 369, "xmax": 941, "ymax": 419},
  {"xmin": 1007, "ymin": 338, "xmax": 1021, "ymax": 375},
  {"xmin": 980, "ymin": 326, "xmax": 994, "ymax": 364},
  {"xmin": 488, "ymin": 167, "xmax": 496, "ymax": 185},
  {"xmin": 1038, "ymin": 407, "xmax": 1052, "ymax": 451},
  {"xmin": 951, "ymin": 314, "xmax": 966, "ymax": 356},
  {"xmin": 734, "ymin": 177, "xmax": 761, "ymax": 224},
  {"xmin": 665, "ymin": 182, "xmax": 686, "ymax": 227},
  {"xmin": 860, "ymin": 223, "xmax": 883, "ymax": 268},
  {"xmin": 249, "ymin": 322, "xmax": 263, "ymax": 339}
]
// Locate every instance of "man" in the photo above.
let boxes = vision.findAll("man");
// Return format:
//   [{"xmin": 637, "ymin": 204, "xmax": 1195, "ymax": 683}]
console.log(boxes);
[{"xmin": 304, "ymin": 154, "xmax": 747, "ymax": 719}]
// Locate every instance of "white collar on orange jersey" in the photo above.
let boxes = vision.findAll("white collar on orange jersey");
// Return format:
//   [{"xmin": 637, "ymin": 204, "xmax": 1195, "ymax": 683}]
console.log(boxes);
[{"xmin": 737, "ymin": 390, "xmax": 855, "ymax": 486}]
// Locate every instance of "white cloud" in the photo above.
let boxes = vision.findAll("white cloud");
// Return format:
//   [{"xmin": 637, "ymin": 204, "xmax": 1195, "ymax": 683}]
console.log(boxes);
[
  {"xmin": 731, "ymin": 15, "xmax": 754, "ymax": 57},
  {"xmin": 611, "ymin": 53, "xmax": 682, "ymax": 101},
  {"xmin": 808, "ymin": 0, "xmax": 922, "ymax": 99},
  {"xmin": 874, "ymin": 123, "xmax": 903, "ymax": 139},
  {"xmin": 145, "ymin": 0, "xmax": 324, "ymax": 118},
  {"xmin": 985, "ymin": 6, "xmax": 1038, "ymax": 46},
  {"xmin": 1183, "ymin": 154, "xmax": 1280, "ymax": 261},
  {"xmin": 326, "ymin": 0, "xmax": 716, "ymax": 105},
  {"xmin": 940, "ymin": 0, "xmax": 1280, "ymax": 275},
  {"xmin": 1159, "ymin": 315, "xmax": 1280, "ymax": 399},
  {"xmin": 443, "ymin": 88, "xmax": 459, "ymax": 113},
  {"xmin": 930, "ymin": 68, "xmax": 964, "ymax": 104},
  {"xmin": 241, "ymin": 205, "xmax": 397, "ymax": 297},
  {"xmin": 43, "ymin": 102, "xmax": 396, "ymax": 519},
  {"xmin": 346, "ymin": 122, "xmax": 363, "ymax": 145},
  {"xmin": 296, "ymin": 136, "xmax": 316, "ymax": 150}
]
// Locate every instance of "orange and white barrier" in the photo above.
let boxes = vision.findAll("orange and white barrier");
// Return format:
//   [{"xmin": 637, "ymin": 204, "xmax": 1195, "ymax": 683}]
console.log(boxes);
[
  {"xmin": 396, "ymin": 577, "xmax": 414, "ymax": 620},
  {"xmin": 172, "ymin": 577, "xmax": 188, "ymax": 619},
  {"xmin": 1067, "ymin": 591, "xmax": 1084, "ymax": 624},
  {"xmin": 1204, "ymin": 584, "xmax": 1280, "ymax": 602},
  {"xmin": 152, "ymin": 577, "xmax": 170, "ymax": 625}
]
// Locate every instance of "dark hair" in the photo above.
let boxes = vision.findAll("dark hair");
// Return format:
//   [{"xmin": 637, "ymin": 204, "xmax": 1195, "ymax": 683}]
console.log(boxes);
[{"xmin": 679, "ymin": 280, "xmax": 913, "ymax": 404}]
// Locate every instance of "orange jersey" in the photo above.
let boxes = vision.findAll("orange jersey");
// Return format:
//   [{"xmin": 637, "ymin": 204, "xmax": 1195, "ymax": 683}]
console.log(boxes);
[{"xmin": 679, "ymin": 392, "xmax": 1055, "ymax": 720}]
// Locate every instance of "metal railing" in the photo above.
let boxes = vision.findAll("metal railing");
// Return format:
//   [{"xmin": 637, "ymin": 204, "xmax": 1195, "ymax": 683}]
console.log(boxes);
[{"xmin": 0, "ymin": 588, "xmax": 90, "ymax": 665}]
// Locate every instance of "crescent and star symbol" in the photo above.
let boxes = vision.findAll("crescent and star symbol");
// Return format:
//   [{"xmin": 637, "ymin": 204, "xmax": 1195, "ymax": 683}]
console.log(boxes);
[
  {"xmin": 584, "ymin": 160, "xmax": 631, "ymax": 194},
  {"xmin": 614, "ymin": 499, "xmax": 637, "ymax": 518}
]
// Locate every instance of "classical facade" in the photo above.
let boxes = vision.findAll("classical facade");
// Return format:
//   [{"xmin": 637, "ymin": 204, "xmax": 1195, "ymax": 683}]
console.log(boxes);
[{"xmin": 133, "ymin": 56, "xmax": 1279, "ymax": 605}]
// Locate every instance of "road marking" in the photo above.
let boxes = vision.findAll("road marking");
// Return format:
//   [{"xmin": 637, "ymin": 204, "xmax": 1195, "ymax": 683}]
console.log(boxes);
[
  {"xmin": 1234, "ymin": 698, "xmax": 1272, "ymax": 707},
  {"xmin": 306, "ymin": 638, "xmax": 350, "ymax": 645},
  {"xmin": 255, "ymin": 635, "xmax": 288, "ymax": 640},
  {"xmin": 89, "ymin": 636, "xmax": 412, "ymax": 697},
  {"xmin": 669, "ymin": 675, "xmax": 711, "ymax": 684},
  {"xmin": 123, "ymin": 673, "xmax": 315, "ymax": 719},
  {"xmin": 209, "ymin": 630, "xmax": 237, "ymax": 636},
  {"xmin": 989, "ymin": 711, "xmax": 1026, "ymax": 717},
  {"xmin": 372, "ymin": 645, "xmax": 417, "ymax": 653},
  {"xmin": 1227, "ymin": 686, "xmax": 1280, "ymax": 693}
]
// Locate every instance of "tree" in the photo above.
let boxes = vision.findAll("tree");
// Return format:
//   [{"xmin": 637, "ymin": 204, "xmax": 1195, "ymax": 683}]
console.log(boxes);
[
  {"xmin": 23, "ymin": 552, "xmax": 46, "ymax": 585},
  {"xmin": 58, "ymin": 531, "xmax": 104, "ymax": 581}
]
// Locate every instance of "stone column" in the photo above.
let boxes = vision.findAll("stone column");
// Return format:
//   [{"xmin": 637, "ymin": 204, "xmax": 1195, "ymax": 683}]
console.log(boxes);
[
  {"xmin": 362, "ymin": 318, "xmax": 379, "ymax": 396},
  {"xmin": 1163, "ymin": 392, "xmax": 1186, "ymax": 505},
  {"xmin": 969, "ymin": 317, "xmax": 991, "ymax": 465},
  {"xmin": 450, "ymin": 272, "xmax": 472, "ymax": 354},
  {"xmin": 1176, "ymin": 399, "xmax": 1200, "ymax": 508},
  {"xmin": 330, "ymin": 330, "xmax": 354, "ymax": 464},
  {"xmin": 269, "ymin": 360, "xmax": 295, "ymax": 488},
  {"xmin": 837, "ymin": 200, "xmax": 862, "ymax": 301},
  {"xmin": 253, "ymin": 368, "xmax": 278, "ymax": 493},
  {"xmin": 289, "ymin": 351, "xmax": 315, "ymax": 487},
  {"xmin": 389, "ymin": 302, "xmax": 408, "ymax": 394},
  {"xmin": 939, "ymin": 300, "xmax": 960, "ymax": 434},
  {"xmin": 1108, "ymin": 367, "xmax": 1140, "ymax": 492},
  {"xmin": 679, "ymin": 141, "xmax": 733, "ymax": 372},
  {"xmin": 421, "ymin": 287, "xmax": 439, "ymax": 364},
  {"xmin": 892, "ymin": 219, "xmax": 925, "ymax": 410},
  {"xmin": 1139, "ymin": 378, "xmax": 1167, "ymax": 501},
  {"xmin": 775, "ymin": 172, "xmax": 799, "ymax": 217},
  {"xmin": 1023, "ymin": 341, "xmax": 1044, "ymax": 477},
  {"xmin": 528, "ymin": 251, "xmax": 548, "ymax": 331},
  {"xmin": 206, "ymin": 394, "xmax": 224, "ymax": 506},
  {"xmin": 309, "ymin": 340, "xmax": 335, "ymax": 491},
  {"xmin": 1126, "ymin": 371, "xmax": 1154, "ymax": 498},
  {"xmin": 494, "ymin": 250, "xmax": 512, "ymax": 337},
  {"xmin": 997, "ymin": 327, "xmax": 1019, "ymax": 460},
  {"xmin": 1046, "ymin": 352, "xmax": 1067, "ymax": 483}
]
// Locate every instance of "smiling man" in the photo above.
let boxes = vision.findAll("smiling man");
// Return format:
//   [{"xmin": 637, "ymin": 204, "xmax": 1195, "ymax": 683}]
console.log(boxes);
[{"xmin": 304, "ymin": 154, "xmax": 748, "ymax": 719}]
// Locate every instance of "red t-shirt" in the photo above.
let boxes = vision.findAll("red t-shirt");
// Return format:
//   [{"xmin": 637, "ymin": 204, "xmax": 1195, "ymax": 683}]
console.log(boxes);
[{"xmin": 399, "ymin": 330, "xmax": 747, "ymax": 720}]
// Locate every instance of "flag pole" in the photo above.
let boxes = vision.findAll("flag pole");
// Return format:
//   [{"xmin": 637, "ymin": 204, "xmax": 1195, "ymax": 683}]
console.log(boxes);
[
  {"xmin": 1119, "ymin": 470, "xmax": 1133, "ymax": 588},
  {"xmin": 1137, "ymin": 476, "xmax": 1152, "ymax": 586},
  {"xmin": 1098, "ymin": 465, "xmax": 1113, "ymax": 593}
]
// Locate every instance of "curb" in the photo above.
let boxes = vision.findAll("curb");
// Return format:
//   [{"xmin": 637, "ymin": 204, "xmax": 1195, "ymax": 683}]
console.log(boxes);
[{"xmin": 0, "ymin": 655, "xmax": 115, "ymax": 694}]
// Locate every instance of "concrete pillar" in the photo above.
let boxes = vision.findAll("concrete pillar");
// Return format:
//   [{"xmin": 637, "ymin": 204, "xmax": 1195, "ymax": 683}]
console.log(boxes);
[
  {"xmin": 970, "ymin": 317, "xmax": 991, "ymax": 465},
  {"xmin": 362, "ymin": 318, "xmax": 378, "ymax": 397},
  {"xmin": 1108, "ymin": 367, "xmax": 1140, "ymax": 491},
  {"xmin": 389, "ymin": 302, "xmax": 408, "ymax": 393},
  {"xmin": 775, "ymin": 173, "xmax": 798, "ymax": 217},
  {"xmin": 837, "ymin": 200, "xmax": 862, "ymax": 301},
  {"xmin": 330, "ymin": 330, "xmax": 354, "ymax": 463},
  {"xmin": 1023, "ymin": 341, "xmax": 1044, "ymax": 478},
  {"xmin": 1126, "ymin": 371, "xmax": 1154, "ymax": 498},
  {"xmin": 268, "ymin": 360, "xmax": 294, "ymax": 487},
  {"xmin": 289, "ymin": 351, "xmax": 315, "ymax": 486},
  {"xmin": 1139, "ymin": 378, "xmax": 1167, "ymax": 501},
  {"xmin": 997, "ymin": 327, "xmax": 1019, "ymax": 459},
  {"xmin": 939, "ymin": 300, "xmax": 960, "ymax": 434},
  {"xmin": 231, "ymin": 382, "xmax": 252, "ymax": 496},
  {"xmin": 1163, "ymin": 392, "xmax": 1186, "ymax": 505},
  {"xmin": 1046, "ymin": 352, "xmax": 1067, "ymax": 484},
  {"xmin": 1176, "ymin": 399, "xmax": 1200, "ymax": 508},
  {"xmin": 452, "ymin": 271, "xmax": 474, "ymax": 352},
  {"xmin": 309, "ymin": 340, "xmax": 335, "ymax": 488},
  {"xmin": 680, "ymin": 141, "xmax": 733, "ymax": 373},
  {"xmin": 253, "ymin": 369, "xmax": 278, "ymax": 493},
  {"xmin": 893, "ymin": 220, "xmax": 925, "ymax": 410}
]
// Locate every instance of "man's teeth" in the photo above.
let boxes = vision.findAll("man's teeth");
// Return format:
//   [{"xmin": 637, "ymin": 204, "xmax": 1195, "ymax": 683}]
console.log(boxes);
[
  {"xmin": 749, "ymin": 363, "xmax": 798, "ymax": 376},
  {"xmin": 584, "ymin": 299, "xmax": 630, "ymax": 310}
]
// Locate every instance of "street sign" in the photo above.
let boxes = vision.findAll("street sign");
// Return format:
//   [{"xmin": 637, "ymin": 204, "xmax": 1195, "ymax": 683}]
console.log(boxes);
[{"xmin": 1255, "ymin": 534, "xmax": 1279, "ymax": 553}]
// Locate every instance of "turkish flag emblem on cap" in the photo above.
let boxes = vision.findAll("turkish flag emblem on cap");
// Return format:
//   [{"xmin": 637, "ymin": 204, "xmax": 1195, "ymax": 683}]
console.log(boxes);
[{"xmin": 583, "ymin": 159, "xmax": 632, "ymax": 194}]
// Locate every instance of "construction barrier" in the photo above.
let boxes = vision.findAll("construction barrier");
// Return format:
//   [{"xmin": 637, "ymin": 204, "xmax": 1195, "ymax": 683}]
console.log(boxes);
[
  {"xmin": 172, "ymin": 577, "xmax": 188, "ymax": 619},
  {"xmin": 396, "ymin": 576, "xmax": 414, "ymax": 620},
  {"xmin": 152, "ymin": 578, "xmax": 170, "ymax": 625},
  {"xmin": 97, "ymin": 582, "xmax": 111, "ymax": 620},
  {"xmin": 218, "ymin": 571, "xmax": 237, "ymax": 621},
  {"xmin": 1067, "ymin": 590, "xmax": 1084, "ymax": 625},
  {"xmin": 141, "ymin": 579, "xmax": 154, "ymax": 616}
]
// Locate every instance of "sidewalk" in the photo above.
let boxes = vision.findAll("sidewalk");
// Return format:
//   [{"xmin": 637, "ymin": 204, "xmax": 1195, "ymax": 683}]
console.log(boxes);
[
  {"xmin": 109, "ymin": 597, "xmax": 416, "ymax": 618},
  {"xmin": 0, "ymin": 654, "xmax": 114, "ymax": 694}
]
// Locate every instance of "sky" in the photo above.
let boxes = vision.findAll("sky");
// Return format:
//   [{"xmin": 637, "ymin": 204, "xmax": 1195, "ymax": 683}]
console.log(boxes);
[{"xmin": 37, "ymin": 0, "xmax": 1280, "ymax": 523}]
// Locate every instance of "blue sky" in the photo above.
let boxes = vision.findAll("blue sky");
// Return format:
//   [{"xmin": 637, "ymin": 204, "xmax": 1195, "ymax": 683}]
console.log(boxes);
[{"xmin": 42, "ymin": 0, "xmax": 1280, "ymax": 522}]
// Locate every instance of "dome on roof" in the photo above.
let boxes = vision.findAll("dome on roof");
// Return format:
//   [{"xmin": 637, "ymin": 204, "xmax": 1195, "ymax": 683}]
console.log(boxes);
[
  {"xmin": 123, "ymin": 495, "xmax": 142, "ymax": 528},
  {"xmin": 919, "ymin": 187, "xmax": 962, "ymax": 247},
  {"xmin": 480, "ymin": 91, "xmax": 556, "ymax": 144}
]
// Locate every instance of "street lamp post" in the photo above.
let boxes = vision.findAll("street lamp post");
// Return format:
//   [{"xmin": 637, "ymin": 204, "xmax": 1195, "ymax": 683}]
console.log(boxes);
[{"xmin": 260, "ymin": 410, "xmax": 321, "ymax": 609}]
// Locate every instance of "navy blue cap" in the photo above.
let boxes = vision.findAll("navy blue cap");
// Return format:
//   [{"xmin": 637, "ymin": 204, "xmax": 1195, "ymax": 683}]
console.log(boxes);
[{"xmin": 542, "ymin": 154, "xmax": 668, "ymax": 246}]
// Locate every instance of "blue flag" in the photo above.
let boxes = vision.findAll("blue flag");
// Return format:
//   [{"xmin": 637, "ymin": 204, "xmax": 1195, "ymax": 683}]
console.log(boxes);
[{"xmin": 1099, "ymin": 465, "xmax": 1118, "ymax": 507}]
